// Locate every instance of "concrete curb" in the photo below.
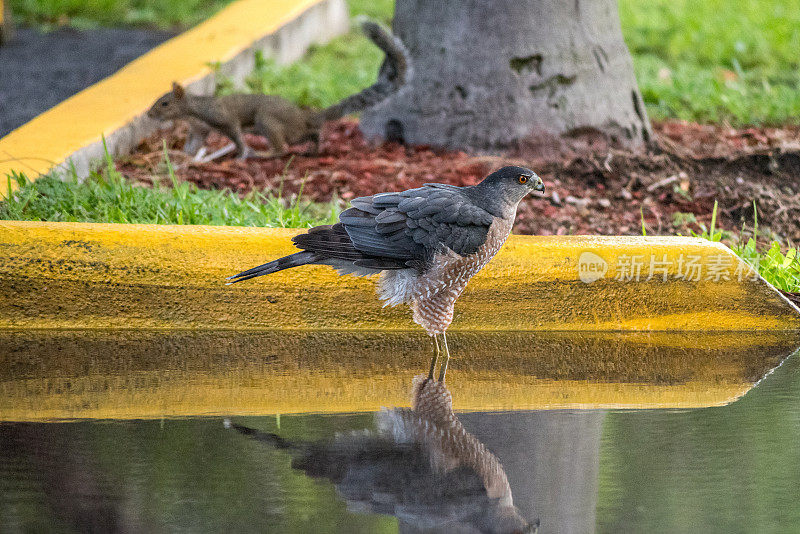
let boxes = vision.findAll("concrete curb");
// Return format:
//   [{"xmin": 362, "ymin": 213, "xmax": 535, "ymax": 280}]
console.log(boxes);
[
  {"xmin": 0, "ymin": 0, "xmax": 14, "ymax": 45},
  {"xmin": 1, "ymin": 221, "xmax": 799, "ymax": 331},
  {"xmin": 0, "ymin": 0, "xmax": 348, "ymax": 196}
]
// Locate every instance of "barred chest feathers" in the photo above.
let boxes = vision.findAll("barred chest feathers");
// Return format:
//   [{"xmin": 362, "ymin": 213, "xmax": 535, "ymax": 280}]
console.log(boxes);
[{"xmin": 378, "ymin": 217, "xmax": 514, "ymax": 335}]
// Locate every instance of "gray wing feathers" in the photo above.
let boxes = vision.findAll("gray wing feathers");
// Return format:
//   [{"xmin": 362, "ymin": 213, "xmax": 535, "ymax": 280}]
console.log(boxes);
[
  {"xmin": 350, "ymin": 196, "xmax": 383, "ymax": 214},
  {"xmin": 374, "ymin": 210, "xmax": 406, "ymax": 224},
  {"xmin": 340, "ymin": 186, "xmax": 493, "ymax": 261},
  {"xmin": 232, "ymin": 185, "xmax": 495, "ymax": 283},
  {"xmin": 291, "ymin": 223, "xmax": 409, "ymax": 272}
]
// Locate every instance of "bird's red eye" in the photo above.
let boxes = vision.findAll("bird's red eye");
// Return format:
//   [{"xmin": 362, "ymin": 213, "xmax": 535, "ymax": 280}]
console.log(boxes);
[{"xmin": 518, "ymin": 175, "xmax": 529, "ymax": 184}]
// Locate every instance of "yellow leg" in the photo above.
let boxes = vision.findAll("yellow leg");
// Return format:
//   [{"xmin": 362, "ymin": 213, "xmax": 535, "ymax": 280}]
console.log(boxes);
[
  {"xmin": 438, "ymin": 333, "xmax": 451, "ymax": 382},
  {"xmin": 428, "ymin": 334, "xmax": 440, "ymax": 379}
]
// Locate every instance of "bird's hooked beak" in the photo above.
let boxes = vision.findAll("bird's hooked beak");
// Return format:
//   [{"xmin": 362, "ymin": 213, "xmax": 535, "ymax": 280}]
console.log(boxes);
[{"xmin": 532, "ymin": 175, "xmax": 545, "ymax": 193}]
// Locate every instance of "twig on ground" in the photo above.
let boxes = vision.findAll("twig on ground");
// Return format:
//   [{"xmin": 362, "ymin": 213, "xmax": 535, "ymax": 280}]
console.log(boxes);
[
  {"xmin": 646, "ymin": 174, "xmax": 679, "ymax": 192},
  {"xmin": 199, "ymin": 144, "xmax": 237, "ymax": 163}
]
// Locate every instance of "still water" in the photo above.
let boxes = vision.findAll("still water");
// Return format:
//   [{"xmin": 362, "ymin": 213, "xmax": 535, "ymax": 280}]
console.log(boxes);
[{"xmin": 0, "ymin": 331, "xmax": 799, "ymax": 533}]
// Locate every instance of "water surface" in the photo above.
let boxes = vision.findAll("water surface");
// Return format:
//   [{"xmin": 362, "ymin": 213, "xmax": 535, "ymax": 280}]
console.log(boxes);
[{"xmin": 0, "ymin": 331, "xmax": 798, "ymax": 533}]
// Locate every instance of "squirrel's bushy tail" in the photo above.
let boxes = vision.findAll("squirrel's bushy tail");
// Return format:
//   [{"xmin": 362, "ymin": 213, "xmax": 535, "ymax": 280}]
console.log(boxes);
[{"xmin": 319, "ymin": 20, "xmax": 411, "ymax": 122}]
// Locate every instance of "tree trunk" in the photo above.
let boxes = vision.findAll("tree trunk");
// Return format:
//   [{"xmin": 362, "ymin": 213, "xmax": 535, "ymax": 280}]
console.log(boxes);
[
  {"xmin": 360, "ymin": 0, "xmax": 651, "ymax": 151},
  {"xmin": 459, "ymin": 411, "xmax": 604, "ymax": 534}
]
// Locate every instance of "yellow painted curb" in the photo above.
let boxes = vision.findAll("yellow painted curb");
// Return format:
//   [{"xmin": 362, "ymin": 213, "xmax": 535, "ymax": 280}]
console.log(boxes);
[
  {"xmin": 0, "ymin": 0, "xmax": 12, "ymax": 45},
  {"xmin": 1, "ymin": 330, "xmax": 797, "ymax": 421},
  {"xmin": 0, "ymin": 0, "xmax": 348, "ymax": 195},
  {"xmin": 1, "ymin": 221, "xmax": 799, "ymax": 331}
]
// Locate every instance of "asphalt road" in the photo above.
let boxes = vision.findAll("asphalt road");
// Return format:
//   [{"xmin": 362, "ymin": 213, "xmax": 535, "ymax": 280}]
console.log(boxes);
[{"xmin": 0, "ymin": 27, "xmax": 174, "ymax": 137}]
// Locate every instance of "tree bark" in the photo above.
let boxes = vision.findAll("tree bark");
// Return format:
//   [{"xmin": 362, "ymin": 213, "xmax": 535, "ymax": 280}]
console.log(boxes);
[
  {"xmin": 361, "ymin": 0, "xmax": 651, "ymax": 151},
  {"xmin": 459, "ymin": 410, "xmax": 604, "ymax": 534}
]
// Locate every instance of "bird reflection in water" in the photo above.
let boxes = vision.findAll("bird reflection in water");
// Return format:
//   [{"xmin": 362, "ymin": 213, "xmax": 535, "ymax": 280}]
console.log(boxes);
[{"xmin": 226, "ymin": 376, "xmax": 537, "ymax": 534}]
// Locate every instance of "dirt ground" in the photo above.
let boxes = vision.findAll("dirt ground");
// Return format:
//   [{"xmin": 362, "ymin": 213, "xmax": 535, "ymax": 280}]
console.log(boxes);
[{"xmin": 119, "ymin": 118, "xmax": 800, "ymax": 245}]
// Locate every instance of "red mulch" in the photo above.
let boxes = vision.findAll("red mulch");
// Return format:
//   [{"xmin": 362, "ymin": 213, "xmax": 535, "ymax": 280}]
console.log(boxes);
[{"xmin": 117, "ymin": 118, "xmax": 800, "ymax": 244}]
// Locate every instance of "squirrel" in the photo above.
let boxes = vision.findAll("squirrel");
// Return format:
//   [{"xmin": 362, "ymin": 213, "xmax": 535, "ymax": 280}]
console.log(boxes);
[{"xmin": 146, "ymin": 20, "xmax": 410, "ymax": 160}]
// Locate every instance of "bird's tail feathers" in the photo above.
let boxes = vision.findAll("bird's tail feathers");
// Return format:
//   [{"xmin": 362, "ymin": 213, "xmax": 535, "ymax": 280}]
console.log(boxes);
[
  {"xmin": 226, "ymin": 251, "xmax": 317, "ymax": 284},
  {"xmin": 223, "ymin": 419, "xmax": 296, "ymax": 450},
  {"xmin": 318, "ymin": 19, "xmax": 410, "ymax": 122}
]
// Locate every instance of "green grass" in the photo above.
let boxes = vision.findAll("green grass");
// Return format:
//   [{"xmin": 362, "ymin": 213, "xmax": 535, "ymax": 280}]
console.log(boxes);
[
  {"xmin": 735, "ymin": 239, "xmax": 800, "ymax": 293},
  {"xmin": 619, "ymin": 0, "xmax": 800, "ymax": 125},
  {"xmin": 681, "ymin": 201, "xmax": 800, "ymax": 292},
  {"xmin": 729, "ymin": 205, "xmax": 800, "ymax": 293},
  {"xmin": 215, "ymin": 0, "xmax": 393, "ymax": 109},
  {"xmin": 8, "ymin": 0, "xmax": 390, "ymax": 31},
  {"xmin": 216, "ymin": 32, "xmax": 385, "ymax": 110},
  {"xmin": 8, "ymin": 0, "xmax": 231, "ymax": 29},
  {"xmin": 0, "ymin": 148, "xmax": 340, "ymax": 228}
]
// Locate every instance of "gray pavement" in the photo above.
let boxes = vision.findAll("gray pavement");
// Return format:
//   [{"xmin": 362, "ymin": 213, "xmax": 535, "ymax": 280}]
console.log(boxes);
[{"xmin": 0, "ymin": 27, "xmax": 174, "ymax": 137}]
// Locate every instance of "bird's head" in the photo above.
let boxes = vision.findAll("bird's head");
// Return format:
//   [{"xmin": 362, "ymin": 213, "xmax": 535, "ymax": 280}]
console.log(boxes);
[
  {"xmin": 147, "ymin": 82, "xmax": 188, "ymax": 121},
  {"xmin": 475, "ymin": 166, "xmax": 545, "ymax": 213}
]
